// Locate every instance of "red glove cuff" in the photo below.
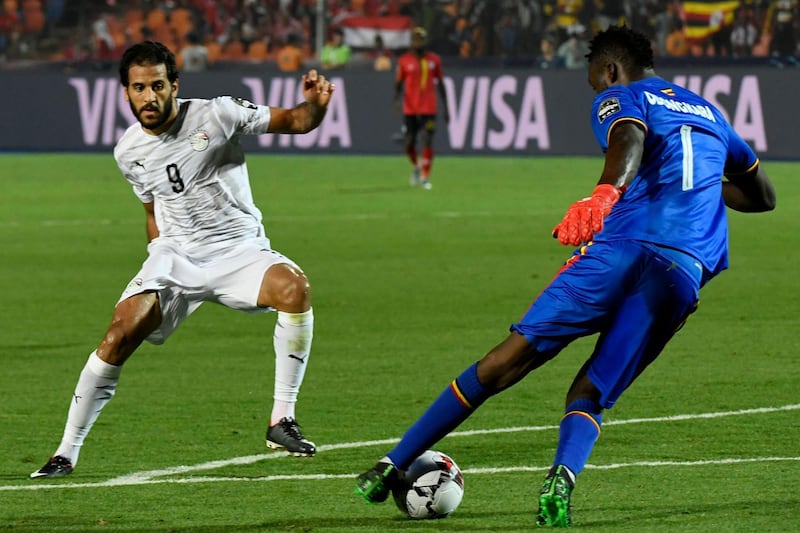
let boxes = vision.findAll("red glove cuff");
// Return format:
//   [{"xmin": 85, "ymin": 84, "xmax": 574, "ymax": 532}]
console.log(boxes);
[{"xmin": 592, "ymin": 184, "xmax": 622, "ymax": 206}]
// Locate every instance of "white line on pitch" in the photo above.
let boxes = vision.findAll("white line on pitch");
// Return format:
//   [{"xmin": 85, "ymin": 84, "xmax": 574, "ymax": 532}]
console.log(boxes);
[
  {"xmin": 4, "ymin": 457, "xmax": 800, "ymax": 491},
  {"xmin": 4, "ymin": 403, "xmax": 798, "ymax": 492}
]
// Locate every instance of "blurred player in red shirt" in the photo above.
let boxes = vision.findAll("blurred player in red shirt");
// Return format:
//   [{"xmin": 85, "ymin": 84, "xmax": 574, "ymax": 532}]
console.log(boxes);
[{"xmin": 394, "ymin": 27, "xmax": 450, "ymax": 189}]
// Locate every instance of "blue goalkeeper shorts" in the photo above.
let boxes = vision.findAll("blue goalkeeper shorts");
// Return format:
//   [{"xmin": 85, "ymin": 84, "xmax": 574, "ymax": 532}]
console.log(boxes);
[{"xmin": 510, "ymin": 239, "xmax": 702, "ymax": 408}]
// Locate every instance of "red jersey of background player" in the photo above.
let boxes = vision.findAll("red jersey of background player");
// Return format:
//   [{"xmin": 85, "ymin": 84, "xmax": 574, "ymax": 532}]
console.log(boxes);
[{"xmin": 396, "ymin": 50, "xmax": 444, "ymax": 115}]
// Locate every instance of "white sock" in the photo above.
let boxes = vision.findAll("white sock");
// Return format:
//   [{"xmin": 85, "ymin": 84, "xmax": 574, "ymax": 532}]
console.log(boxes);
[
  {"xmin": 54, "ymin": 351, "xmax": 122, "ymax": 465},
  {"xmin": 270, "ymin": 309, "xmax": 313, "ymax": 425}
]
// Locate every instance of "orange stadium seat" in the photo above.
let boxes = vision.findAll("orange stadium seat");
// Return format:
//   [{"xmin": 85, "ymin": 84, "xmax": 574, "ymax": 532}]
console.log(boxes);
[
  {"xmin": 170, "ymin": 7, "xmax": 192, "ymax": 28},
  {"xmin": 112, "ymin": 29, "xmax": 127, "ymax": 48},
  {"xmin": 350, "ymin": 0, "xmax": 366, "ymax": 15},
  {"xmin": 222, "ymin": 40, "xmax": 245, "ymax": 60},
  {"xmin": 154, "ymin": 23, "xmax": 174, "ymax": 41},
  {"xmin": 247, "ymin": 40, "xmax": 269, "ymax": 61},
  {"xmin": 172, "ymin": 20, "xmax": 193, "ymax": 41},
  {"xmin": 205, "ymin": 40, "xmax": 221, "ymax": 64},
  {"xmin": 22, "ymin": 7, "xmax": 45, "ymax": 34},
  {"xmin": 105, "ymin": 13, "xmax": 123, "ymax": 35},
  {"xmin": 146, "ymin": 8, "xmax": 167, "ymax": 31},
  {"xmin": 126, "ymin": 24, "xmax": 143, "ymax": 43},
  {"xmin": 170, "ymin": 7, "xmax": 193, "ymax": 39},
  {"xmin": 125, "ymin": 8, "xmax": 144, "ymax": 27}
]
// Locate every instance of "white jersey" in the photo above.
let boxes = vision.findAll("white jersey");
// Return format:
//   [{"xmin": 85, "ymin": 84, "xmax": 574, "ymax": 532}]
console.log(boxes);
[{"xmin": 114, "ymin": 96, "xmax": 272, "ymax": 252}]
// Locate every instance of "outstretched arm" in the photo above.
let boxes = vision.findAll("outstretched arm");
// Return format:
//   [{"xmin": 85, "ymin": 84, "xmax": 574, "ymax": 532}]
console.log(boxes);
[
  {"xmin": 552, "ymin": 121, "xmax": 644, "ymax": 246},
  {"xmin": 267, "ymin": 70, "xmax": 335, "ymax": 134},
  {"xmin": 723, "ymin": 164, "xmax": 776, "ymax": 212}
]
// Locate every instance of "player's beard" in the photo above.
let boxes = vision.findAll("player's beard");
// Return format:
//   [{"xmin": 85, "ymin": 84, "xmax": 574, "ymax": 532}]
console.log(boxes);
[{"xmin": 132, "ymin": 95, "xmax": 175, "ymax": 131}]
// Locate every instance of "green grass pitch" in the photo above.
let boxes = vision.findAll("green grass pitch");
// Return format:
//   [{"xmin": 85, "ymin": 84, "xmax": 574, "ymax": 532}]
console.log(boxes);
[{"xmin": 0, "ymin": 154, "xmax": 798, "ymax": 532}]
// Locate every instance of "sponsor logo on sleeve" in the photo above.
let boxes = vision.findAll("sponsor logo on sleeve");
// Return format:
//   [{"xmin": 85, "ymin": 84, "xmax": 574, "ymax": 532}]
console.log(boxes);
[
  {"xmin": 597, "ymin": 97, "xmax": 621, "ymax": 124},
  {"xmin": 231, "ymin": 97, "xmax": 258, "ymax": 109}
]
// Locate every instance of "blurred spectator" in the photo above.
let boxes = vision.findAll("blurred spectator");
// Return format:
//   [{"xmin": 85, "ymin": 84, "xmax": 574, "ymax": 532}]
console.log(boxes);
[
  {"xmin": 239, "ymin": 8, "xmax": 259, "ymax": 47},
  {"xmin": 769, "ymin": 0, "xmax": 798, "ymax": 63},
  {"xmin": 447, "ymin": 15, "xmax": 473, "ymax": 57},
  {"xmin": 496, "ymin": 10, "xmax": 518, "ymax": 57},
  {"xmin": 516, "ymin": 0, "xmax": 546, "ymax": 58},
  {"xmin": 626, "ymin": 0, "xmax": 661, "ymax": 43},
  {"xmin": 0, "ymin": 1, "xmax": 787, "ymax": 66},
  {"xmin": 371, "ymin": 33, "xmax": 392, "ymax": 71},
  {"xmin": 0, "ymin": 2, "xmax": 19, "ymax": 61},
  {"xmin": 556, "ymin": 23, "xmax": 589, "ymax": 69},
  {"xmin": 196, "ymin": 0, "xmax": 224, "ymax": 39},
  {"xmin": 665, "ymin": 18, "xmax": 690, "ymax": 57},
  {"xmin": 90, "ymin": 11, "xmax": 117, "ymax": 69},
  {"xmin": 535, "ymin": 33, "xmax": 565, "ymax": 68},
  {"xmin": 463, "ymin": 0, "xmax": 494, "ymax": 56},
  {"xmin": 180, "ymin": 31, "xmax": 209, "ymax": 72},
  {"xmin": 709, "ymin": 8, "xmax": 734, "ymax": 57},
  {"xmin": 329, "ymin": 0, "xmax": 358, "ymax": 28},
  {"xmin": 276, "ymin": 33, "xmax": 304, "ymax": 72},
  {"xmin": 594, "ymin": 0, "xmax": 627, "ymax": 31},
  {"xmin": 653, "ymin": 1, "xmax": 680, "ymax": 56},
  {"xmin": 271, "ymin": 9, "xmax": 305, "ymax": 49},
  {"xmin": 320, "ymin": 27, "xmax": 351, "ymax": 69},
  {"xmin": 554, "ymin": 0, "xmax": 585, "ymax": 28},
  {"xmin": 731, "ymin": 8, "xmax": 759, "ymax": 57},
  {"xmin": 44, "ymin": 0, "xmax": 66, "ymax": 38}
]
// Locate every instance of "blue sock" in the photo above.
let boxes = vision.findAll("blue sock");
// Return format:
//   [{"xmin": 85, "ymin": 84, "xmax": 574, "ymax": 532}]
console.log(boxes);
[
  {"xmin": 553, "ymin": 398, "xmax": 603, "ymax": 477},
  {"xmin": 387, "ymin": 362, "xmax": 491, "ymax": 469}
]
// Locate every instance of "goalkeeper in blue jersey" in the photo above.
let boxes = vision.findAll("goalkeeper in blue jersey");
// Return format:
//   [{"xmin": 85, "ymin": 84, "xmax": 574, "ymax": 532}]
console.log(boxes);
[{"xmin": 355, "ymin": 25, "xmax": 776, "ymax": 527}]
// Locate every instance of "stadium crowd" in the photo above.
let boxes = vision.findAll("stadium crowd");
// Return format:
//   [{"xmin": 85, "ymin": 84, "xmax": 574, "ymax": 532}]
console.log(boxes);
[{"xmin": 0, "ymin": 0, "xmax": 797, "ymax": 69}]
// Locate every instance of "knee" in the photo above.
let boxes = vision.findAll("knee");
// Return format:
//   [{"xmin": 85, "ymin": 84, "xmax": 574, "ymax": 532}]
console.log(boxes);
[
  {"xmin": 98, "ymin": 322, "xmax": 135, "ymax": 364},
  {"xmin": 264, "ymin": 265, "xmax": 311, "ymax": 312},
  {"xmin": 476, "ymin": 351, "xmax": 506, "ymax": 391},
  {"xmin": 97, "ymin": 294, "xmax": 160, "ymax": 364},
  {"xmin": 280, "ymin": 275, "xmax": 311, "ymax": 310},
  {"xmin": 565, "ymin": 375, "xmax": 602, "ymax": 409}
]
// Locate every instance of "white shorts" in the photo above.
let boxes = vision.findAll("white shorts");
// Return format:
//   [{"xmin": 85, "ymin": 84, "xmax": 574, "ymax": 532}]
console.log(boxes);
[{"xmin": 117, "ymin": 236, "xmax": 300, "ymax": 345}]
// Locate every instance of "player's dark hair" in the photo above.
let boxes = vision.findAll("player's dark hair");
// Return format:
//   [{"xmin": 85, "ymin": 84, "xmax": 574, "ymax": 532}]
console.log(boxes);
[
  {"xmin": 119, "ymin": 41, "xmax": 179, "ymax": 86},
  {"xmin": 587, "ymin": 25, "xmax": 654, "ymax": 75}
]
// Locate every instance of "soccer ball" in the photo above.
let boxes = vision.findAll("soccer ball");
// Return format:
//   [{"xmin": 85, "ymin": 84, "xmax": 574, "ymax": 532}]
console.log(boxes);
[{"xmin": 391, "ymin": 450, "xmax": 464, "ymax": 519}]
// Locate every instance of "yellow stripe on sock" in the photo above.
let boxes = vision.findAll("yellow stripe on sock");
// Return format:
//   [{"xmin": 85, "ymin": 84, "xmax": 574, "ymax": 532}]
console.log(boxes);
[
  {"xmin": 450, "ymin": 381, "xmax": 472, "ymax": 409},
  {"xmin": 562, "ymin": 410, "xmax": 602, "ymax": 434}
]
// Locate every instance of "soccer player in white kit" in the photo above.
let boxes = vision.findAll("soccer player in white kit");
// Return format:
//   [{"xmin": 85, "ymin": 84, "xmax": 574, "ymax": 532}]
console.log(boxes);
[{"xmin": 31, "ymin": 41, "xmax": 335, "ymax": 478}]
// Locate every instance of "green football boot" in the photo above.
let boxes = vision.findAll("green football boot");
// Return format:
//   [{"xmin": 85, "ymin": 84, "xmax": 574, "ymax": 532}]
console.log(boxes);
[
  {"xmin": 536, "ymin": 465, "xmax": 574, "ymax": 527},
  {"xmin": 354, "ymin": 461, "xmax": 399, "ymax": 503}
]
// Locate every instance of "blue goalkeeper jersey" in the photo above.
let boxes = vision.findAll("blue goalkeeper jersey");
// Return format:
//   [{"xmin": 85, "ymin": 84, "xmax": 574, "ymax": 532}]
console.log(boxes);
[{"xmin": 590, "ymin": 76, "xmax": 759, "ymax": 278}]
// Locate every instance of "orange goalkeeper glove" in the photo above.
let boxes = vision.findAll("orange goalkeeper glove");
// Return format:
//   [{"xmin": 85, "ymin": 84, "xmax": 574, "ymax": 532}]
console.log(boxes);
[{"xmin": 552, "ymin": 184, "xmax": 622, "ymax": 246}]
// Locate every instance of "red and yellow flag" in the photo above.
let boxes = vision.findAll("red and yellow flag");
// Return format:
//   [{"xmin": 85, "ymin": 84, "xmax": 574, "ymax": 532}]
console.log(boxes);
[{"xmin": 682, "ymin": 1, "xmax": 740, "ymax": 42}]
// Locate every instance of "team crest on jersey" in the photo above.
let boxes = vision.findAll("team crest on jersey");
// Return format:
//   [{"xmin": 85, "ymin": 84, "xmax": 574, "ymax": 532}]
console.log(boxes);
[
  {"xmin": 597, "ymin": 97, "xmax": 621, "ymax": 123},
  {"xmin": 189, "ymin": 129, "xmax": 209, "ymax": 151},
  {"xmin": 232, "ymin": 97, "xmax": 257, "ymax": 109}
]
